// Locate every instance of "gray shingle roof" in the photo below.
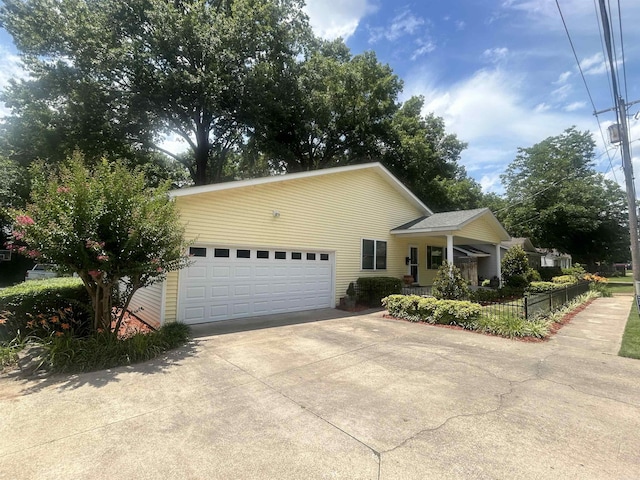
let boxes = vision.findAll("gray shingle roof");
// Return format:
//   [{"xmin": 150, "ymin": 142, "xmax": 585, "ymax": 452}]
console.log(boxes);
[{"xmin": 392, "ymin": 208, "xmax": 489, "ymax": 231}]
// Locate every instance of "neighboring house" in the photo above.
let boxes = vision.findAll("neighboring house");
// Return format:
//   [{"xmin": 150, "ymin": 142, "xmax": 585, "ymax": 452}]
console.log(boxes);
[
  {"xmin": 500, "ymin": 238, "xmax": 542, "ymax": 270},
  {"xmin": 129, "ymin": 163, "xmax": 510, "ymax": 326},
  {"xmin": 538, "ymin": 249, "xmax": 572, "ymax": 269}
]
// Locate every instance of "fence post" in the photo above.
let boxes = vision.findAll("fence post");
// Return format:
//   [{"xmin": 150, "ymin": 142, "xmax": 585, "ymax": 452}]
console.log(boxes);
[
  {"xmin": 524, "ymin": 296, "xmax": 528, "ymax": 320},
  {"xmin": 565, "ymin": 285, "xmax": 568, "ymax": 304}
]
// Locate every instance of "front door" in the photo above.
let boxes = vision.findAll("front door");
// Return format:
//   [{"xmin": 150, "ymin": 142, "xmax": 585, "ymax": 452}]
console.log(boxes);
[{"xmin": 409, "ymin": 246, "xmax": 419, "ymax": 284}]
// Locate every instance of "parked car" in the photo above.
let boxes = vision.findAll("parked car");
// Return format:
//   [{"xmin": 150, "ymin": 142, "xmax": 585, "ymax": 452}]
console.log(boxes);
[{"xmin": 25, "ymin": 264, "xmax": 59, "ymax": 281}]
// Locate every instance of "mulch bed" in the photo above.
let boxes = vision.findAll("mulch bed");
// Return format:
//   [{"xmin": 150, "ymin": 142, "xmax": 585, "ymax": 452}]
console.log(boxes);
[{"xmin": 111, "ymin": 310, "xmax": 156, "ymax": 338}]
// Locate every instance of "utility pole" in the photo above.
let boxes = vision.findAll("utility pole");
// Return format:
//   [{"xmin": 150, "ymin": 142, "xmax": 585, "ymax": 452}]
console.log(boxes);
[
  {"xmin": 597, "ymin": 0, "xmax": 640, "ymax": 297},
  {"xmin": 618, "ymin": 98, "xmax": 640, "ymax": 296}
]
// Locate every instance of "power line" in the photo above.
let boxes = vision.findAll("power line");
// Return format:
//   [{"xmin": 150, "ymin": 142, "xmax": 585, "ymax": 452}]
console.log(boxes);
[
  {"xmin": 616, "ymin": 0, "xmax": 629, "ymax": 100},
  {"xmin": 555, "ymin": 0, "xmax": 619, "ymax": 183}
]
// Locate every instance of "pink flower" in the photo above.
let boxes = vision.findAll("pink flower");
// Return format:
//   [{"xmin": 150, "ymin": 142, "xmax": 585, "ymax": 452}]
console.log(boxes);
[
  {"xmin": 97, "ymin": 255, "xmax": 109, "ymax": 262},
  {"xmin": 16, "ymin": 215, "xmax": 34, "ymax": 226},
  {"xmin": 156, "ymin": 267, "xmax": 163, "ymax": 272},
  {"xmin": 56, "ymin": 186, "xmax": 70, "ymax": 193},
  {"xmin": 18, "ymin": 246, "xmax": 26, "ymax": 253},
  {"xmin": 12, "ymin": 230, "xmax": 24, "ymax": 241},
  {"xmin": 88, "ymin": 270, "xmax": 102, "ymax": 279},
  {"xmin": 27, "ymin": 250, "xmax": 40, "ymax": 258}
]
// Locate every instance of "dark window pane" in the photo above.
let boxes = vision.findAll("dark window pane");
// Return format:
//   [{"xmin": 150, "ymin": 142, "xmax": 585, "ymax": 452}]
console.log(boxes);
[
  {"xmin": 292, "ymin": 252, "xmax": 302, "ymax": 260},
  {"xmin": 306, "ymin": 253, "xmax": 316, "ymax": 260},
  {"xmin": 275, "ymin": 251, "xmax": 286, "ymax": 259},
  {"xmin": 236, "ymin": 249, "xmax": 250, "ymax": 258},
  {"xmin": 189, "ymin": 247, "xmax": 206, "ymax": 257},
  {"xmin": 214, "ymin": 248, "xmax": 230, "ymax": 258},
  {"xmin": 362, "ymin": 239, "xmax": 374, "ymax": 270},
  {"xmin": 257, "ymin": 250, "xmax": 269, "ymax": 259},
  {"xmin": 427, "ymin": 246, "xmax": 443, "ymax": 270},
  {"xmin": 376, "ymin": 241, "xmax": 387, "ymax": 270},
  {"xmin": 320, "ymin": 253, "xmax": 329, "ymax": 261}
]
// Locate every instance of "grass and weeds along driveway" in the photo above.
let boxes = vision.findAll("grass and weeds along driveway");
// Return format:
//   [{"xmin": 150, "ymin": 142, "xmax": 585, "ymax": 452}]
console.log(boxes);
[{"xmin": 620, "ymin": 304, "xmax": 640, "ymax": 359}]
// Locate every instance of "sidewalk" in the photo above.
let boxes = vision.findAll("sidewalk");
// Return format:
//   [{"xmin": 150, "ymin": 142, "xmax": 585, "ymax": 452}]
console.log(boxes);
[{"xmin": 551, "ymin": 295, "xmax": 633, "ymax": 354}]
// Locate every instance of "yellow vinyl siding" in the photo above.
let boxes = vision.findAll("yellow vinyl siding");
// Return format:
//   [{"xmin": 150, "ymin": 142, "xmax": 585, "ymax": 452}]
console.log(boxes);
[
  {"xmin": 458, "ymin": 216, "xmax": 504, "ymax": 244},
  {"xmin": 163, "ymin": 168, "xmax": 424, "ymax": 322}
]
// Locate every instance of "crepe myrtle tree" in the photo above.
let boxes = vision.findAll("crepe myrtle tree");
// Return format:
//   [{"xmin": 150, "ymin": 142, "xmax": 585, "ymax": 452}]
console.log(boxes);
[{"xmin": 7, "ymin": 154, "xmax": 191, "ymax": 334}]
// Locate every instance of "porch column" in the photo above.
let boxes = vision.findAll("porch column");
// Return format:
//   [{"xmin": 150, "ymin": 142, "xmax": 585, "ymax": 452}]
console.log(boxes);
[
  {"xmin": 447, "ymin": 235, "xmax": 454, "ymax": 265},
  {"xmin": 495, "ymin": 243, "xmax": 502, "ymax": 287}
]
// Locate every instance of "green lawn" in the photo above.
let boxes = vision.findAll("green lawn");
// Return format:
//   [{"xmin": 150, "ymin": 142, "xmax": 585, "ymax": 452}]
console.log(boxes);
[
  {"xmin": 606, "ymin": 273, "xmax": 633, "ymax": 284},
  {"xmin": 619, "ymin": 304, "xmax": 640, "ymax": 359},
  {"xmin": 607, "ymin": 283, "xmax": 635, "ymax": 294}
]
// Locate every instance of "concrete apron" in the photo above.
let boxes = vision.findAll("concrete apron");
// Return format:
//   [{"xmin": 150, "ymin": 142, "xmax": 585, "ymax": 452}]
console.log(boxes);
[{"xmin": 0, "ymin": 297, "xmax": 639, "ymax": 479}]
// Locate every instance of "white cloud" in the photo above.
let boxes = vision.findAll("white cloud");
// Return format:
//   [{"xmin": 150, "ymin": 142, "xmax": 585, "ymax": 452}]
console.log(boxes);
[
  {"xmin": 369, "ymin": 9, "xmax": 425, "ymax": 43},
  {"xmin": 303, "ymin": 0, "xmax": 378, "ymax": 40},
  {"xmin": 480, "ymin": 173, "xmax": 502, "ymax": 193},
  {"xmin": 481, "ymin": 47, "xmax": 509, "ymax": 64},
  {"xmin": 551, "ymin": 83, "xmax": 572, "ymax": 101},
  {"xmin": 411, "ymin": 38, "xmax": 436, "ymax": 60},
  {"xmin": 404, "ymin": 67, "xmax": 597, "ymax": 192},
  {"xmin": 455, "ymin": 20, "xmax": 466, "ymax": 30},
  {"xmin": 554, "ymin": 71, "xmax": 572, "ymax": 84},
  {"xmin": 564, "ymin": 101, "xmax": 586, "ymax": 112},
  {"xmin": 578, "ymin": 52, "xmax": 621, "ymax": 76}
]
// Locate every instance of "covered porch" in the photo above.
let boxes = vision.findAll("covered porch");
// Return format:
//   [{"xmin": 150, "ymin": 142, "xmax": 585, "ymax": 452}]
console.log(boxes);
[{"xmin": 390, "ymin": 208, "xmax": 511, "ymax": 287}]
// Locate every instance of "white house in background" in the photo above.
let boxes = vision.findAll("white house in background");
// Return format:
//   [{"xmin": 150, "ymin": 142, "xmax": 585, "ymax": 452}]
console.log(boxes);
[
  {"xmin": 500, "ymin": 238, "xmax": 543, "ymax": 270},
  {"xmin": 539, "ymin": 249, "xmax": 572, "ymax": 269}
]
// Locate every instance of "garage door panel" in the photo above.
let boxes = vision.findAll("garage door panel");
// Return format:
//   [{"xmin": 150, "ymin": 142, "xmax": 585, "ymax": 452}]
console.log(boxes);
[
  {"xmin": 179, "ymin": 247, "xmax": 334, "ymax": 324},
  {"xmin": 185, "ymin": 286, "xmax": 206, "ymax": 300}
]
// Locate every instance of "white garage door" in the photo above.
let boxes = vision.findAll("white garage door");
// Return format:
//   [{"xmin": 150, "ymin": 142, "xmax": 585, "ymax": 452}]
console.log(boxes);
[{"xmin": 178, "ymin": 246, "xmax": 335, "ymax": 324}]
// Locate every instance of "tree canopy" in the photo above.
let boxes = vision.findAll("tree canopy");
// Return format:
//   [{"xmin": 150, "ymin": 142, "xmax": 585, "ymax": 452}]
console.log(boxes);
[
  {"xmin": 499, "ymin": 127, "xmax": 630, "ymax": 266},
  {"xmin": 1, "ymin": 0, "xmax": 485, "ymax": 212}
]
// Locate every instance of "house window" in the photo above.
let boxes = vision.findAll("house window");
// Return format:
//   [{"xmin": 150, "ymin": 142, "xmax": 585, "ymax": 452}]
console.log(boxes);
[
  {"xmin": 320, "ymin": 253, "xmax": 329, "ymax": 261},
  {"xmin": 236, "ymin": 249, "xmax": 250, "ymax": 258},
  {"xmin": 306, "ymin": 253, "xmax": 316, "ymax": 260},
  {"xmin": 257, "ymin": 250, "xmax": 269, "ymax": 259},
  {"xmin": 275, "ymin": 251, "xmax": 286, "ymax": 260},
  {"xmin": 292, "ymin": 252, "xmax": 302, "ymax": 260},
  {"xmin": 362, "ymin": 239, "xmax": 387, "ymax": 270},
  {"xmin": 214, "ymin": 248, "xmax": 230, "ymax": 258},
  {"xmin": 189, "ymin": 247, "xmax": 206, "ymax": 257},
  {"xmin": 427, "ymin": 246, "xmax": 445, "ymax": 270}
]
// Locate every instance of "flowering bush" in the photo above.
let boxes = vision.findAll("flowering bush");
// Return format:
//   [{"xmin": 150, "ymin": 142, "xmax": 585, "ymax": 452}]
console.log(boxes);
[{"xmin": 7, "ymin": 155, "xmax": 191, "ymax": 334}]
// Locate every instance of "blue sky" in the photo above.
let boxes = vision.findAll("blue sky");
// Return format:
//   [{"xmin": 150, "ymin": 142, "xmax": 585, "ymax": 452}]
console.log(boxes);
[{"xmin": 1, "ymin": 1, "xmax": 639, "ymax": 194}]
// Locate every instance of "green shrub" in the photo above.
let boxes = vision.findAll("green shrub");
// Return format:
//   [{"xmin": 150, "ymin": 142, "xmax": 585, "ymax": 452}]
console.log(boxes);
[
  {"xmin": 382, "ymin": 294, "xmax": 481, "ymax": 326},
  {"xmin": 526, "ymin": 269, "xmax": 542, "ymax": 282},
  {"xmin": 562, "ymin": 264, "xmax": 586, "ymax": 279},
  {"xmin": 356, "ymin": 277, "xmax": 402, "ymax": 307},
  {"xmin": 481, "ymin": 279, "xmax": 491, "ymax": 287},
  {"xmin": 432, "ymin": 263, "xmax": 469, "ymax": 300},
  {"xmin": 590, "ymin": 282, "xmax": 612, "ymax": 297},
  {"xmin": 476, "ymin": 314, "xmax": 550, "ymax": 338},
  {"xmin": 527, "ymin": 281, "xmax": 563, "ymax": 293},
  {"xmin": 551, "ymin": 275, "xmax": 578, "ymax": 285},
  {"xmin": 538, "ymin": 267, "xmax": 563, "ymax": 281},
  {"xmin": 39, "ymin": 322, "xmax": 190, "ymax": 373},
  {"xmin": 469, "ymin": 288, "xmax": 501, "ymax": 303},
  {"xmin": 505, "ymin": 274, "xmax": 529, "ymax": 288},
  {"xmin": 501, "ymin": 246, "xmax": 533, "ymax": 286},
  {"xmin": 0, "ymin": 278, "xmax": 91, "ymax": 340}
]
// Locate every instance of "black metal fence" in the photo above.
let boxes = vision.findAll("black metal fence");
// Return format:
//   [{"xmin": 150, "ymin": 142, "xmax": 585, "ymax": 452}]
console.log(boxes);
[
  {"xmin": 523, "ymin": 281, "xmax": 590, "ymax": 319},
  {"xmin": 400, "ymin": 281, "xmax": 591, "ymax": 320}
]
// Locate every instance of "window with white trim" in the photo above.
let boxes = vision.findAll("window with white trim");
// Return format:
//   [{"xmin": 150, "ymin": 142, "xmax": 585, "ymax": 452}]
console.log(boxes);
[
  {"xmin": 427, "ymin": 246, "xmax": 445, "ymax": 270},
  {"xmin": 362, "ymin": 239, "xmax": 387, "ymax": 270}
]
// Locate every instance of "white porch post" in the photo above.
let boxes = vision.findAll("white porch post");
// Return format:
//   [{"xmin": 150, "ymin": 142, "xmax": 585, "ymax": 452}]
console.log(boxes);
[
  {"xmin": 447, "ymin": 235, "xmax": 454, "ymax": 265},
  {"xmin": 495, "ymin": 243, "xmax": 502, "ymax": 287}
]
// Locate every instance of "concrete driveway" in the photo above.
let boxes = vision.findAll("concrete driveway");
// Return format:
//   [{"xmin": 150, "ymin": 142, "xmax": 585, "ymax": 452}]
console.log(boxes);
[{"xmin": 1, "ymin": 297, "xmax": 639, "ymax": 479}]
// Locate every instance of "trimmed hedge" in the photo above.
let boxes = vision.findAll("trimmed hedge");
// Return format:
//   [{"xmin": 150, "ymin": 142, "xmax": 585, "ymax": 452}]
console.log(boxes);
[
  {"xmin": 356, "ymin": 277, "xmax": 402, "ymax": 307},
  {"xmin": 0, "ymin": 278, "xmax": 91, "ymax": 340},
  {"xmin": 382, "ymin": 294, "xmax": 481, "ymax": 327},
  {"xmin": 527, "ymin": 281, "xmax": 563, "ymax": 293},
  {"xmin": 552, "ymin": 275, "xmax": 578, "ymax": 285}
]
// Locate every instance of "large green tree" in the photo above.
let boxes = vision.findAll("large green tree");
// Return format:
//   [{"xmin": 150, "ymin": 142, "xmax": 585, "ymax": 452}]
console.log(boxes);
[
  {"xmin": 249, "ymin": 39, "xmax": 402, "ymax": 172},
  {"xmin": 500, "ymin": 127, "xmax": 630, "ymax": 266},
  {"xmin": 0, "ymin": 0, "xmax": 309, "ymax": 184}
]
